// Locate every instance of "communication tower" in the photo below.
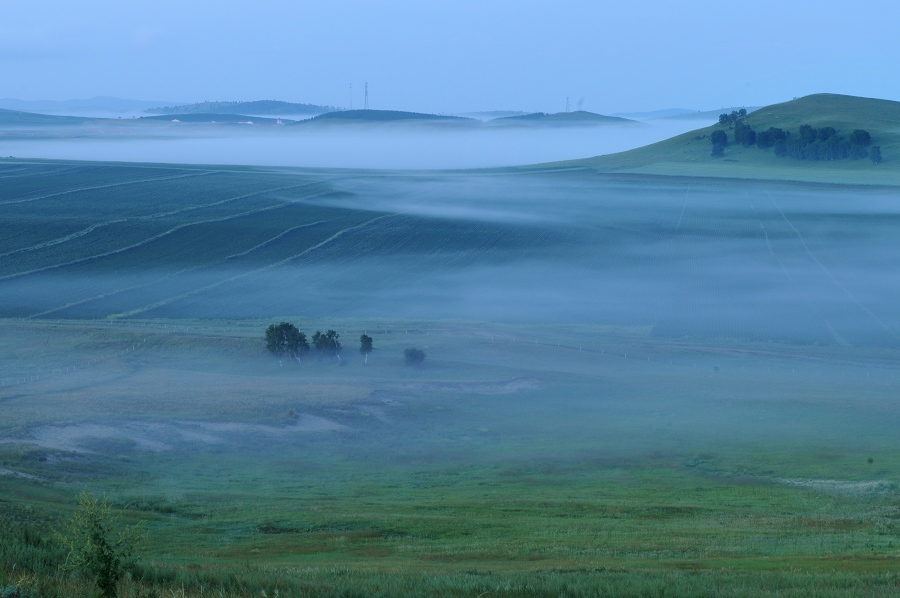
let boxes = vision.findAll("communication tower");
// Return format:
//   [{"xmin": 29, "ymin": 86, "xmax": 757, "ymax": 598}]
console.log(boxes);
[
  {"xmin": 364, "ymin": 82, "xmax": 369, "ymax": 109},
  {"xmin": 350, "ymin": 83, "xmax": 353, "ymax": 110},
  {"xmin": 566, "ymin": 96, "xmax": 570, "ymax": 112}
]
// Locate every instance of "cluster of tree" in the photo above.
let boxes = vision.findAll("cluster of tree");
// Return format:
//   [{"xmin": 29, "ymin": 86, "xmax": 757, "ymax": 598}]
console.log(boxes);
[
  {"xmin": 264, "ymin": 323, "xmax": 422, "ymax": 365},
  {"xmin": 265, "ymin": 322, "xmax": 370, "ymax": 362},
  {"xmin": 773, "ymin": 125, "xmax": 878, "ymax": 161},
  {"xmin": 717, "ymin": 109, "xmax": 748, "ymax": 126},
  {"xmin": 711, "ymin": 120, "xmax": 882, "ymax": 163}
]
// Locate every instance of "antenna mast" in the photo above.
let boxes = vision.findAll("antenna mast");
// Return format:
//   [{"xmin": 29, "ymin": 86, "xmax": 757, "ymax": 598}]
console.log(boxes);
[
  {"xmin": 566, "ymin": 96, "xmax": 570, "ymax": 113},
  {"xmin": 349, "ymin": 83, "xmax": 353, "ymax": 110},
  {"xmin": 364, "ymin": 82, "xmax": 369, "ymax": 110}
]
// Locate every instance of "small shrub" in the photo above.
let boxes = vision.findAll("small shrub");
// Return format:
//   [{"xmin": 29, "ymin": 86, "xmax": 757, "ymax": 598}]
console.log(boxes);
[
  {"xmin": 57, "ymin": 490, "xmax": 145, "ymax": 598},
  {"xmin": 870, "ymin": 146, "xmax": 883, "ymax": 164},
  {"xmin": 404, "ymin": 347, "xmax": 426, "ymax": 365}
]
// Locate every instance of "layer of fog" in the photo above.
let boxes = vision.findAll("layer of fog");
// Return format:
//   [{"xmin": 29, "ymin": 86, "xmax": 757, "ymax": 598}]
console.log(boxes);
[
  {"xmin": 5, "ymin": 174, "xmax": 900, "ymax": 348},
  {"xmin": 4, "ymin": 170, "xmax": 900, "ymax": 483},
  {"xmin": 0, "ymin": 119, "xmax": 707, "ymax": 169}
]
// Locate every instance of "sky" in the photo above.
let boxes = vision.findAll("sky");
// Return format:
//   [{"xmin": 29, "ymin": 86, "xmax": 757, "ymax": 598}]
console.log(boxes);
[{"xmin": 1, "ymin": 0, "xmax": 899, "ymax": 114}]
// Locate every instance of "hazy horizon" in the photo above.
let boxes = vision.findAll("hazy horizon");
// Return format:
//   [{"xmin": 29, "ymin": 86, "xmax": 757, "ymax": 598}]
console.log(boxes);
[{"xmin": 2, "ymin": 1, "xmax": 898, "ymax": 116}]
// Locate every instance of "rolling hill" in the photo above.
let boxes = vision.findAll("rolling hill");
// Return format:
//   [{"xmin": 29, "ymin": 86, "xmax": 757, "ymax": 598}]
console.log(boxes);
[
  {"xmin": 140, "ymin": 113, "xmax": 288, "ymax": 125},
  {"xmin": 551, "ymin": 94, "xmax": 900, "ymax": 185},
  {"xmin": 491, "ymin": 110, "xmax": 638, "ymax": 126},
  {"xmin": 0, "ymin": 109, "xmax": 91, "ymax": 125},
  {"xmin": 145, "ymin": 100, "xmax": 334, "ymax": 116},
  {"xmin": 0, "ymin": 96, "xmax": 176, "ymax": 116},
  {"xmin": 302, "ymin": 109, "xmax": 476, "ymax": 124}
]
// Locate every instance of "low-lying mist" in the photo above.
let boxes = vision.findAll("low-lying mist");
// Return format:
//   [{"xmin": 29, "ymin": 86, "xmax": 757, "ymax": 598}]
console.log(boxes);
[
  {"xmin": 3, "ymin": 167, "xmax": 899, "ymax": 348},
  {"xmin": 0, "ymin": 119, "xmax": 705, "ymax": 169},
  {"xmin": 4, "ymin": 159, "xmax": 900, "ymax": 574}
]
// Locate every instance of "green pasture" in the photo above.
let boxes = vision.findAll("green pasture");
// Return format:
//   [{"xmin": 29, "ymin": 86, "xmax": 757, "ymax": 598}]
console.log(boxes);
[
  {"xmin": 3, "ymin": 154, "xmax": 900, "ymax": 595},
  {"xmin": 3, "ymin": 316, "xmax": 900, "ymax": 596},
  {"xmin": 555, "ymin": 94, "xmax": 900, "ymax": 185}
]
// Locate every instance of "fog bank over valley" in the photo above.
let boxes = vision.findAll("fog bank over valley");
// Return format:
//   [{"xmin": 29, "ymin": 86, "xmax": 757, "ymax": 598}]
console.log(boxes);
[{"xmin": 0, "ymin": 118, "xmax": 706, "ymax": 169}]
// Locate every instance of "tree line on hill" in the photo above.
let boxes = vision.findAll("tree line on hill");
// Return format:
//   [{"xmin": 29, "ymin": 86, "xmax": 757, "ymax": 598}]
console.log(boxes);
[
  {"xmin": 264, "ymin": 322, "xmax": 425, "ymax": 365},
  {"xmin": 712, "ymin": 113, "xmax": 882, "ymax": 163}
]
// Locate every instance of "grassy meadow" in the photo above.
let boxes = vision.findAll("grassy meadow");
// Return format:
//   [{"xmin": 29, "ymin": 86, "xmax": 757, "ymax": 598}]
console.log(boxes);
[
  {"xmin": 3, "ymin": 157, "xmax": 900, "ymax": 596},
  {"xmin": 554, "ymin": 94, "xmax": 900, "ymax": 185}
]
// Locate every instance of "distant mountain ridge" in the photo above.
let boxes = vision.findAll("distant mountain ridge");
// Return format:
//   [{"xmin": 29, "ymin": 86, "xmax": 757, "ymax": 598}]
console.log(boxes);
[
  {"xmin": 612, "ymin": 108, "xmax": 697, "ymax": 119},
  {"xmin": 491, "ymin": 111, "xmax": 638, "ymax": 125},
  {"xmin": 146, "ymin": 100, "xmax": 335, "ymax": 116},
  {"xmin": 0, "ymin": 108, "xmax": 90, "ymax": 124},
  {"xmin": 141, "ymin": 113, "xmax": 288, "ymax": 124},
  {"xmin": 0, "ymin": 96, "xmax": 175, "ymax": 116},
  {"xmin": 304, "ymin": 109, "xmax": 475, "ymax": 123}
]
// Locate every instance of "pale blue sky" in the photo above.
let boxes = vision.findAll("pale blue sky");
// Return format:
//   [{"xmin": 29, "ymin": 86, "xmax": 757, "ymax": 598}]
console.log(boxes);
[{"xmin": 1, "ymin": 0, "xmax": 897, "ymax": 113}]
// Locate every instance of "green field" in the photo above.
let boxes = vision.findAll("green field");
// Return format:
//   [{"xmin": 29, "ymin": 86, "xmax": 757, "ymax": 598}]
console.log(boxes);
[
  {"xmin": 3, "ymin": 157, "xmax": 900, "ymax": 596},
  {"xmin": 550, "ymin": 94, "xmax": 900, "ymax": 185}
]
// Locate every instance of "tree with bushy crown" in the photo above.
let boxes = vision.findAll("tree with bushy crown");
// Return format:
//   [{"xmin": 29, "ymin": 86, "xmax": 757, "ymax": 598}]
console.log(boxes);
[
  {"xmin": 57, "ymin": 490, "xmax": 145, "ymax": 598},
  {"xmin": 734, "ymin": 120, "xmax": 756, "ymax": 147},
  {"xmin": 265, "ymin": 322, "xmax": 309, "ymax": 361},
  {"xmin": 710, "ymin": 129, "xmax": 727, "ymax": 157},
  {"xmin": 849, "ymin": 129, "xmax": 872, "ymax": 147},
  {"xmin": 799, "ymin": 124, "xmax": 817, "ymax": 144},
  {"xmin": 313, "ymin": 329, "xmax": 342, "ymax": 358},
  {"xmin": 360, "ymin": 333, "xmax": 373, "ymax": 363}
]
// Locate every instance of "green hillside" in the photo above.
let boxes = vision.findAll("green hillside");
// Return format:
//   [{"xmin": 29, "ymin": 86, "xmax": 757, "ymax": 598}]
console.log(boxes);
[
  {"xmin": 0, "ymin": 108, "xmax": 90, "ymax": 125},
  {"xmin": 554, "ymin": 94, "xmax": 900, "ymax": 185},
  {"xmin": 491, "ymin": 110, "xmax": 638, "ymax": 125},
  {"xmin": 146, "ymin": 100, "xmax": 333, "ymax": 116}
]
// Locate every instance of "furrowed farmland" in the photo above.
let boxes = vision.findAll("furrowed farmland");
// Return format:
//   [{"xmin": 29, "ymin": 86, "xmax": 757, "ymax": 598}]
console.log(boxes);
[
  {"xmin": 4, "ymin": 158, "xmax": 900, "ymax": 597},
  {"xmin": 1, "ymin": 160, "xmax": 898, "ymax": 348}
]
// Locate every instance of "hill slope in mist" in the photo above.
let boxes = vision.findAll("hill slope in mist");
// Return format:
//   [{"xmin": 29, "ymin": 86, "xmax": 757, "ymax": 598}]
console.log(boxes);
[
  {"xmin": 553, "ymin": 94, "xmax": 900, "ymax": 185},
  {"xmin": 141, "ymin": 113, "xmax": 288, "ymax": 124},
  {"xmin": 303, "ymin": 109, "xmax": 476, "ymax": 125},
  {"xmin": 0, "ymin": 109, "xmax": 91, "ymax": 125},
  {"xmin": 492, "ymin": 110, "xmax": 638, "ymax": 126},
  {"xmin": 146, "ymin": 100, "xmax": 334, "ymax": 116}
]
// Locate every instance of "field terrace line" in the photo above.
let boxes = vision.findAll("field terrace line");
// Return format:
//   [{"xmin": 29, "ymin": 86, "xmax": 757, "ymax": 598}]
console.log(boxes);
[
  {"xmin": 0, "ymin": 164, "xmax": 82, "ymax": 180},
  {"xmin": 110, "ymin": 213, "xmax": 399, "ymax": 319},
  {"xmin": 0, "ymin": 179, "xmax": 330, "ymax": 259},
  {"xmin": 29, "ymin": 214, "xmax": 335, "ymax": 319},
  {"xmin": 0, "ymin": 170, "xmax": 214, "ymax": 205},
  {"xmin": 0, "ymin": 184, "xmax": 333, "ymax": 283}
]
